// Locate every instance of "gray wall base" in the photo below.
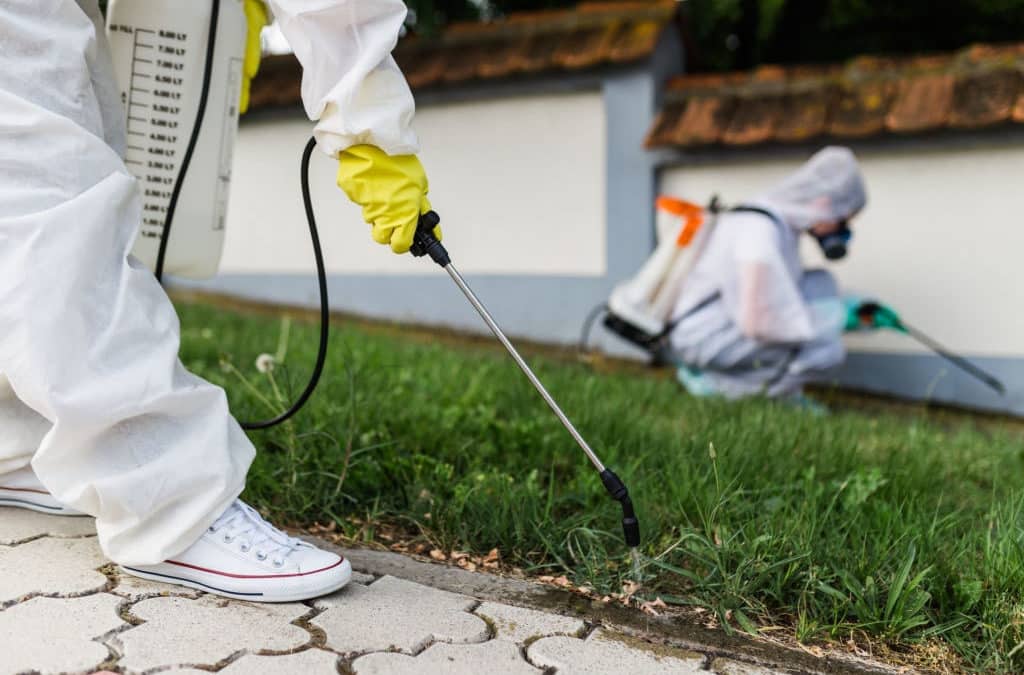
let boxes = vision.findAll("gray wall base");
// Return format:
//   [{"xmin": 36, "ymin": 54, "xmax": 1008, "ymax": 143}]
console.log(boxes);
[
  {"xmin": 186, "ymin": 273, "xmax": 616, "ymax": 346},
  {"xmin": 181, "ymin": 276, "xmax": 1024, "ymax": 417},
  {"xmin": 835, "ymin": 352, "xmax": 1023, "ymax": 417}
]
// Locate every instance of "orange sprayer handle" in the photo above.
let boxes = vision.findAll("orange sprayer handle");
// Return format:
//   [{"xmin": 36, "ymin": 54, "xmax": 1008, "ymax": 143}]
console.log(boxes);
[{"xmin": 656, "ymin": 196, "xmax": 705, "ymax": 247}]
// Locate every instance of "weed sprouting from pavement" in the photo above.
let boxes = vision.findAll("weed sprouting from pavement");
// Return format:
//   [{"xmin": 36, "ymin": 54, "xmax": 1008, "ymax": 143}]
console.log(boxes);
[{"xmin": 179, "ymin": 300, "xmax": 1024, "ymax": 672}]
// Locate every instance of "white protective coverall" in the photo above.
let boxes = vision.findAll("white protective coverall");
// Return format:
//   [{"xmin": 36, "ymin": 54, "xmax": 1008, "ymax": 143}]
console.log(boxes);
[
  {"xmin": 0, "ymin": 0, "xmax": 417, "ymax": 564},
  {"xmin": 668, "ymin": 147, "xmax": 867, "ymax": 399}
]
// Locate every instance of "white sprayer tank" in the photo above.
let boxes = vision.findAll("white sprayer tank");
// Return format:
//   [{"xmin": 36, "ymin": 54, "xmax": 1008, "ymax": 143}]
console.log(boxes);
[{"xmin": 106, "ymin": 0, "xmax": 247, "ymax": 279}]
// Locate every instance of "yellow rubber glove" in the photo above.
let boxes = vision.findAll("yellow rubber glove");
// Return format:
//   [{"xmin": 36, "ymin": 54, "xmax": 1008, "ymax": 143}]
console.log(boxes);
[
  {"xmin": 337, "ymin": 145, "xmax": 439, "ymax": 254},
  {"xmin": 239, "ymin": 0, "xmax": 269, "ymax": 114}
]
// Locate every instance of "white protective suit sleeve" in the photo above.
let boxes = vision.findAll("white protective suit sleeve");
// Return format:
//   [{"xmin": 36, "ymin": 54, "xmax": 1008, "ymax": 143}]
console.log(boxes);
[
  {"xmin": 266, "ymin": 0, "xmax": 419, "ymax": 157},
  {"xmin": 731, "ymin": 218, "xmax": 815, "ymax": 343}
]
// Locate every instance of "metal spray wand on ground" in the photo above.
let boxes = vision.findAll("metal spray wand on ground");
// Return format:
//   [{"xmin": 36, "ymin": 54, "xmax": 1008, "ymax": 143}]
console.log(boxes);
[{"xmin": 410, "ymin": 212, "xmax": 642, "ymax": 564}]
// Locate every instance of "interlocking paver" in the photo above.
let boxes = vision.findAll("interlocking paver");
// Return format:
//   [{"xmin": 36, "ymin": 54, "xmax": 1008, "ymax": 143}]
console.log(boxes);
[
  {"xmin": 115, "ymin": 595, "xmax": 311, "ymax": 671},
  {"xmin": 353, "ymin": 640, "xmax": 541, "ymax": 675},
  {"xmin": 312, "ymin": 575, "xmax": 488, "ymax": 654},
  {"xmin": 0, "ymin": 507, "xmax": 96, "ymax": 544},
  {"xmin": 0, "ymin": 536, "xmax": 108, "ymax": 604},
  {"xmin": 529, "ymin": 628, "xmax": 705, "ymax": 674},
  {"xmin": 218, "ymin": 648, "xmax": 341, "ymax": 674},
  {"xmin": 0, "ymin": 592, "xmax": 124, "ymax": 673},
  {"xmin": 711, "ymin": 657, "xmax": 788, "ymax": 674},
  {"xmin": 476, "ymin": 600, "xmax": 585, "ymax": 644}
]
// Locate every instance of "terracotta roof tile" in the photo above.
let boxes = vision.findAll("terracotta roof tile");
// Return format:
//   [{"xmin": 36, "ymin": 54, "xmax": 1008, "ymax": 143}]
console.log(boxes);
[
  {"xmin": 718, "ymin": 67, "xmax": 791, "ymax": 145},
  {"xmin": 774, "ymin": 67, "xmax": 839, "ymax": 142},
  {"xmin": 828, "ymin": 79, "xmax": 895, "ymax": 138},
  {"xmin": 248, "ymin": 1, "xmax": 677, "ymax": 110},
  {"xmin": 722, "ymin": 94, "xmax": 784, "ymax": 145},
  {"xmin": 644, "ymin": 103, "xmax": 685, "ymax": 148},
  {"xmin": 663, "ymin": 71, "xmax": 752, "ymax": 98},
  {"xmin": 399, "ymin": 47, "xmax": 448, "ymax": 89},
  {"xmin": 659, "ymin": 96, "xmax": 738, "ymax": 147},
  {"xmin": 961, "ymin": 43, "xmax": 1024, "ymax": 66},
  {"xmin": 440, "ymin": 44, "xmax": 489, "ymax": 83},
  {"xmin": 608, "ymin": 19, "xmax": 666, "ymax": 63},
  {"xmin": 473, "ymin": 40, "xmax": 519, "ymax": 79},
  {"xmin": 510, "ymin": 32, "xmax": 566, "ymax": 73},
  {"xmin": 775, "ymin": 87, "xmax": 835, "ymax": 142},
  {"xmin": 950, "ymin": 68, "xmax": 1022, "ymax": 128},
  {"xmin": 398, "ymin": 0, "xmax": 676, "ymax": 88},
  {"xmin": 552, "ymin": 23, "xmax": 622, "ymax": 70},
  {"xmin": 647, "ymin": 42, "xmax": 1024, "ymax": 149},
  {"xmin": 885, "ymin": 72, "xmax": 954, "ymax": 132}
]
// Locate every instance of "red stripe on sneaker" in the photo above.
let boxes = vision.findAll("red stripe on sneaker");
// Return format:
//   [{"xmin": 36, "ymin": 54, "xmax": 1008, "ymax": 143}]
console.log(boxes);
[
  {"xmin": 164, "ymin": 557, "xmax": 345, "ymax": 579},
  {"xmin": 0, "ymin": 486, "xmax": 50, "ymax": 495}
]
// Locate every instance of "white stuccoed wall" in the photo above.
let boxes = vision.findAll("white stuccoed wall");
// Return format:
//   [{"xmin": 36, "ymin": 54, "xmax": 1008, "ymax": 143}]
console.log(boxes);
[
  {"xmin": 220, "ymin": 92, "xmax": 607, "ymax": 277},
  {"xmin": 660, "ymin": 143, "xmax": 1024, "ymax": 359}
]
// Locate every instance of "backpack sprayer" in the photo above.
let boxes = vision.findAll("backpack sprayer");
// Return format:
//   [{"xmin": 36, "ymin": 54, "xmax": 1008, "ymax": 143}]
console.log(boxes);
[
  {"xmin": 580, "ymin": 196, "xmax": 719, "ymax": 363},
  {"xmin": 105, "ymin": 0, "xmax": 641, "ymax": 554}
]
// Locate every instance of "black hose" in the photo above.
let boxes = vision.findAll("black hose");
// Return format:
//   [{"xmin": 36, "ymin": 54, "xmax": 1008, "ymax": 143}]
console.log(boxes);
[
  {"xmin": 155, "ymin": 0, "xmax": 220, "ymax": 283},
  {"xmin": 578, "ymin": 302, "xmax": 608, "ymax": 359},
  {"xmin": 240, "ymin": 137, "xmax": 330, "ymax": 429},
  {"xmin": 151, "ymin": 3, "xmax": 330, "ymax": 429}
]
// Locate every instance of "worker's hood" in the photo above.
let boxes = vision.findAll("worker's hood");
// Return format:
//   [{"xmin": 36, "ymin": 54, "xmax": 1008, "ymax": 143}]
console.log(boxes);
[{"xmin": 751, "ymin": 146, "xmax": 867, "ymax": 232}]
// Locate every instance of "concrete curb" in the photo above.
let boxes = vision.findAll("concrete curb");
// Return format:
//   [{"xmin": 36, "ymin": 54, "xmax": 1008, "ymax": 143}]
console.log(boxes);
[{"xmin": 317, "ymin": 542, "xmax": 899, "ymax": 675}]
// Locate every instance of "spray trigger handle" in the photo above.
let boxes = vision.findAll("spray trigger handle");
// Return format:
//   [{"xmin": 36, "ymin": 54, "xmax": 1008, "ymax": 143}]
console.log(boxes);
[
  {"xmin": 410, "ymin": 211, "xmax": 450, "ymax": 267},
  {"xmin": 857, "ymin": 301, "xmax": 906, "ymax": 333},
  {"xmin": 600, "ymin": 469, "xmax": 641, "ymax": 548}
]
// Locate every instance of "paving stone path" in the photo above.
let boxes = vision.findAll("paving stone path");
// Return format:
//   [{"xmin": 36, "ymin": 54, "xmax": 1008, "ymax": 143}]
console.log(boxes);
[{"xmin": 0, "ymin": 507, "xmax": 786, "ymax": 674}]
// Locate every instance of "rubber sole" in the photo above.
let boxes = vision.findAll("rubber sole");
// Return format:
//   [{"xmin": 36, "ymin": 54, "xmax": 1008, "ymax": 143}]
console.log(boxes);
[
  {"xmin": 121, "ymin": 558, "xmax": 353, "ymax": 603},
  {"xmin": 0, "ymin": 489, "xmax": 87, "ymax": 516}
]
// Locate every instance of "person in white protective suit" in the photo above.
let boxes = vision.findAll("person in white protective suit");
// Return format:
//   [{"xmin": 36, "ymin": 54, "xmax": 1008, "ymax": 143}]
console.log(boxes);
[
  {"xmin": 668, "ymin": 147, "xmax": 867, "ymax": 402},
  {"xmin": 0, "ymin": 0, "xmax": 433, "ymax": 602}
]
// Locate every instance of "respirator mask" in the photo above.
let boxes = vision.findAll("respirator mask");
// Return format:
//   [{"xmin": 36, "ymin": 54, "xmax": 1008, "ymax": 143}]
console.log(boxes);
[{"xmin": 814, "ymin": 221, "xmax": 852, "ymax": 260}]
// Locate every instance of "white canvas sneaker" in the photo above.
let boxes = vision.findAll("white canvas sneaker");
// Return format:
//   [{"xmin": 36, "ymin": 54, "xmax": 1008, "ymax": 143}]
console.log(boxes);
[
  {"xmin": 0, "ymin": 466, "xmax": 86, "ymax": 516},
  {"xmin": 122, "ymin": 500, "xmax": 351, "ymax": 602}
]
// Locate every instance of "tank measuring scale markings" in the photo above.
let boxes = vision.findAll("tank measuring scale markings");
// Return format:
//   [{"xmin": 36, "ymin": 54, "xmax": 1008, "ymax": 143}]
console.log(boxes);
[{"xmin": 106, "ymin": 0, "xmax": 247, "ymax": 279}]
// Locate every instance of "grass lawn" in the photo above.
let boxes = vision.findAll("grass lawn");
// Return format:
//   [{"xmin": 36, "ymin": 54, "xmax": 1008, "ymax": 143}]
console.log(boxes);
[{"xmin": 178, "ymin": 298, "xmax": 1024, "ymax": 672}]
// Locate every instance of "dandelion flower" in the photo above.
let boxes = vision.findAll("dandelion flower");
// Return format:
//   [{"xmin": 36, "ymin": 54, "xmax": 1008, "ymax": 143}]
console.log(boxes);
[{"xmin": 256, "ymin": 353, "xmax": 276, "ymax": 373}]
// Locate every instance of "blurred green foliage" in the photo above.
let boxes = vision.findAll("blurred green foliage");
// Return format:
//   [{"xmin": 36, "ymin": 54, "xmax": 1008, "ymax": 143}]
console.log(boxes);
[{"xmin": 409, "ymin": 0, "xmax": 1024, "ymax": 71}]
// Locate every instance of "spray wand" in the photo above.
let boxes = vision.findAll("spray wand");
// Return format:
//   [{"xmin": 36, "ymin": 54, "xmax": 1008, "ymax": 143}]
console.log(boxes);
[
  {"xmin": 410, "ymin": 212, "xmax": 641, "ymax": 557},
  {"xmin": 856, "ymin": 302, "xmax": 1006, "ymax": 395}
]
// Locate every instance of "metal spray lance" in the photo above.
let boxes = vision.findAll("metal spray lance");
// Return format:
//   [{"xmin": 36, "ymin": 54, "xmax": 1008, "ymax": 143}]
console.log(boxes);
[{"xmin": 410, "ymin": 212, "xmax": 642, "ymax": 555}]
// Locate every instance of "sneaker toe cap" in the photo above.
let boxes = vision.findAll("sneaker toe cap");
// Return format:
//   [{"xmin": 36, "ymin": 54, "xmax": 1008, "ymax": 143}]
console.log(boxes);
[{"xmin": 297, "ymin": 545, "xmax": 346, "ymax": 575}]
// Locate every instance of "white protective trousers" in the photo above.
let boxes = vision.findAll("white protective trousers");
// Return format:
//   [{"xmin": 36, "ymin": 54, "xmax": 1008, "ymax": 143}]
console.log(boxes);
[
  {"xmin": 0, "ymin": 0, "xmax": 255, "ymax": 565},
  {"xmin": 0, "ymin": 0, "xmax": 418, "ymax": 565}
]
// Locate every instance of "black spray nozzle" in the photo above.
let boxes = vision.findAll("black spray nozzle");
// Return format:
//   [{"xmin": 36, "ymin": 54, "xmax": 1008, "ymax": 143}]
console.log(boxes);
[
  {"xmin": 410, "ymin": 211, "xmax": 450, "ymax": 267},
  {"xmin": 600, "ymin": 469, "xmax": 641, "ymax": 548}
]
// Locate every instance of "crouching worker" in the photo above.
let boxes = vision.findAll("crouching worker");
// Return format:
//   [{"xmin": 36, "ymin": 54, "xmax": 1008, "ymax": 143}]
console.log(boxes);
[{"xmin": 668, "ymin": 147, "xmax": 867, "ymax": 403}]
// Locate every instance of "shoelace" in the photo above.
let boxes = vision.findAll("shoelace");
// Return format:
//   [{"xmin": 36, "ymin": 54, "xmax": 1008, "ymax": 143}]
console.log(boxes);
[{"xmin": 209, "ymin": 500, "xmax": 300, "ymax": 567}]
